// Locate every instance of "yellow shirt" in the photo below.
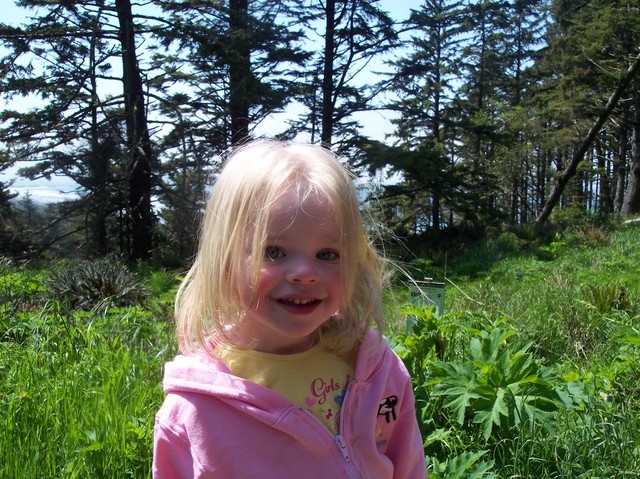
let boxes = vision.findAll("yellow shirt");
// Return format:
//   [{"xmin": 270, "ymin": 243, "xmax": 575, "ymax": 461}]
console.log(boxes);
[{"xmin": 217, "ymin": 344, "xmax": 356, "ymax": 435}]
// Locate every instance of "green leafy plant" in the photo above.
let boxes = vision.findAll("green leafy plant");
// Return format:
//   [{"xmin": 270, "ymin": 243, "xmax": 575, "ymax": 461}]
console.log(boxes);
[
  {"xmin": 579, "ymin": 282, "xmax": 632, "ymax": 313},
  {"xmin": 536, "ymin": 240, "xmax": 566, "ymax": 260},
  {"xmin": 429, "ymin": 323, "xmax": 587, "ymax": 440},
  {"xmin": 45, "ymin": 258, "xmax": 148, "ymax": 310},
  {"xmin": 426, "ymin": 450, "xmax": 496, "ymax": 479},
  {"xmin": 393, "ymin": 304, "xmax": 447, "ymax": 383}
]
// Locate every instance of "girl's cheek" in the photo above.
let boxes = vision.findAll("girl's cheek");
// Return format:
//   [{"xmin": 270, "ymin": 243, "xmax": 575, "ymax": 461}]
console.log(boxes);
[
  {"xmin": 247, "ymin": 266, "xmax": 275, "ymax": 300},
  {"xmin": 329, "ymin": 267, "xmax": 342, "ymax": 283},
  {"xmin": 240, "ymin": 261, "xmax": 261, "ymax": 308}
]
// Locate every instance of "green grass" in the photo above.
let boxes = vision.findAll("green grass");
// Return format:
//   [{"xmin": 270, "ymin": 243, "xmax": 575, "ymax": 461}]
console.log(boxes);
[
  {"xmin": 1, "ymin": 221, "xmax": 639, "ymax": 478},
  {"xmin": 1, "ymin": 267, "xmax": 177, "ymax": 479},
  {"xmin": 396, "ymin": 221, "xmax": 640, "ymax": 478}
]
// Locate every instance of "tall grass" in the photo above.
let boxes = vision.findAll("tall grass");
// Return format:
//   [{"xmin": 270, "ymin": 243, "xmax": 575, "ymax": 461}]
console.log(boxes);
[
  {"xmin": 1, "ymin": 222, "xmax": 639, "ymax": 478},
  {"xmin": 447, "ymin": 224, "xmax": 640, "ymax": 362},
  {"xmin": 1, "ymin": 265, "xmax": 177, "ymax": 478},
  {"xmin": 396, "ymin": 222, "xmax": 640, "ymax": 478}
]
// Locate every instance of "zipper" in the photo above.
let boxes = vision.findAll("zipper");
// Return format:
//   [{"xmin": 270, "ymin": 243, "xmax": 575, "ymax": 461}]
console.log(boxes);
[
  {"xmin": 335, "ymin": 380, "xmax": 360, "ymax": 478},
  {"xmin": 298, "ymin": 408, "xmax": 359, "ymax": 478},
  {"xmin": 335, "ymin": 434, "xmax": 359, "ymax": 478},
  {"xmin": 298, "ymin": 380, "xmax": 360, "ymax": 478}
]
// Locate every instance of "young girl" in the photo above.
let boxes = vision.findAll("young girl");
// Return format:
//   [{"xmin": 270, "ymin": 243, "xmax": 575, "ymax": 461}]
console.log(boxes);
[{"xmin": 153, "ymin": 140, "xmax": 427, "ymax": 478}]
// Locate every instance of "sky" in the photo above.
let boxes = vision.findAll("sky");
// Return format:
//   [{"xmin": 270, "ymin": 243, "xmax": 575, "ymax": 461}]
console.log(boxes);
[{"xmin": 1, "ymin": 0, "xmax": 423, "ymax": 203}]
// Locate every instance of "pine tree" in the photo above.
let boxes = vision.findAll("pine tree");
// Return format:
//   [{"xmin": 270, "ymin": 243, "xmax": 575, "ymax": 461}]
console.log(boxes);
[
  {"xmin": 0, "ymin": 0, "xmax": 155, "ymax": 258},
  {"xmin": 290, "ymin": 0, "xmax": 398, "ymax": 149},
  {"xmin": 535, "ymin": 0, "xmax": 640, "ymax": 221},
  {"xmin": 0, "ymin": 181, "xmax": 21, "ymax": 255},
  {"xmin": 383, "ymin": 0, "xmax": 465, "ymax": 231},
  {"xmin": 153, "ymin": 0, "xmax": 308, "ymax": 148}
]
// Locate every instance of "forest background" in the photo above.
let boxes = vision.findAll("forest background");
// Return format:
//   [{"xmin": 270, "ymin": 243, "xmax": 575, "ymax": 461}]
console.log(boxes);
[
  {"xmin": 2, "ymin": 1, "xmax": 640, "ymax": 478},
  {"xmin": 1, "ymin": 0, "xmax": 639, "ymax": 264}
]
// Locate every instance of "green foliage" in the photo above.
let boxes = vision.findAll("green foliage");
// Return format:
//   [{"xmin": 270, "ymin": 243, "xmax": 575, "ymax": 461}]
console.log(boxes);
[
  {"xmin": 579, "ymin": 282, "xmax": 632, "ymax": 313},
  {"xmin": 447, "ymin": 231, "xmax": 529, "ymax": 277},
  {"xmin": 395, "ymin": 224, "xmax": 640, "ymax": 477},
  {"xmin": 0, "ymin": 262, "xmax": 47, "ymax": 343},
  {"xmin": 0, "ymin": 262, "xmax": 176, "ymax": 478},
  {"xmin": 426, "ymin": 450, "xmax": 496, "ymax": 479},
  {"xmin": 535, "ymin": 239, "xmax": 566, "ymax": 260},
  {"xmin": 45, "ymin": 258, "xmax": 149, "ymax": 310},
  {"xmin": 395, "ymin": 304, "xmax": 447, "ymax": 383},
  {"xmin": 396, "ymin": 311, "xmax": 588, "ymax": 442},
  {"xmin": 429, "ymin": 325, "xmax": 585, "ymax": 440},
  {"xmin": 446, "ymin": 224, "xmax": 640, "ymax": 363},
  {"xmin": 0, "ymin": 266, "xmax": 44, "ymax": 307},
  {"xmin": 398, "ymin": 303, "xmax": 638, "ymax": 477},
  {"xmin": 617, "ymin": 332, "xmax": 640, "ymax": 346}
]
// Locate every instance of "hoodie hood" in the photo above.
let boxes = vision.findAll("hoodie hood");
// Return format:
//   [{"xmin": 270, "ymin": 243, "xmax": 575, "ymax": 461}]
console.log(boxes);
[{"xmin": 163, "ymin": 328, "xmax": 386, "ymax": 401}]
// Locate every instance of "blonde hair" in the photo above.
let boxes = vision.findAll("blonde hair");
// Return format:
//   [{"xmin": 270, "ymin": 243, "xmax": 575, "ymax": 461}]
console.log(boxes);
[{"xmin": 175, "ymin": 140, "xmax": 389, "ymax": 356}]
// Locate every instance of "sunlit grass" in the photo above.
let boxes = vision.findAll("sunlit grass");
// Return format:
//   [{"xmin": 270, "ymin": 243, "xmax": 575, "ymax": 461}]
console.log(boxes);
[
  {"xmin": 1, "ymin": 281, "xmax": 176, "ymax": 478},
  {"xmin": 1, "ymin": 222, "xmax": 639, "ymax": 478}
]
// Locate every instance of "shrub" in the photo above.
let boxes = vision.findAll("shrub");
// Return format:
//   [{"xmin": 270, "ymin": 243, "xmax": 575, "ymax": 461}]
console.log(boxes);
[
  {"xmin": 45, "ymin": 258, "xmax": 148, "ymax": 310},
  {"xmin": 394, "ymin": 308, "xmax": 591, "ymax": 477}
]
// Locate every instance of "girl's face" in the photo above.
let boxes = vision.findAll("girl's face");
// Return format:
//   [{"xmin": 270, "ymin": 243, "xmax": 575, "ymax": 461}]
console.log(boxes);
[{"xmin": 239, "ymin": 188, "xmax": 344, "ymax": 354}]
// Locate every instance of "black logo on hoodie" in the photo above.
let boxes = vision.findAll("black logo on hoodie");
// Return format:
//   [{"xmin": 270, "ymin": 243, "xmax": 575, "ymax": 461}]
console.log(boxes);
[{"xmin": 377, "ymin": 395, "xmax": 398, "ymax": 423}]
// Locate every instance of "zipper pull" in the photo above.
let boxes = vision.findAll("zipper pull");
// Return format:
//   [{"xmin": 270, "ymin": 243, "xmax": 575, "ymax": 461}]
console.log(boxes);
[
  {"xmin": 336, "ymin": 435, "xmax": 360, "ymax": 478},
  {"xmin": 336, "ymin": 435, "xmax": 351, "ymax": 462}
]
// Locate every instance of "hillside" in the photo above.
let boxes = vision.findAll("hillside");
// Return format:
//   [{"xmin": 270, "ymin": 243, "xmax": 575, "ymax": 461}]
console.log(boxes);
[
  {"xmin": 395, "ymin": 220, "xmax": 640, "ymax": 477},
  {"xmin": 1, "ymin": 221, "xmax": 639, "ymax": 478}
]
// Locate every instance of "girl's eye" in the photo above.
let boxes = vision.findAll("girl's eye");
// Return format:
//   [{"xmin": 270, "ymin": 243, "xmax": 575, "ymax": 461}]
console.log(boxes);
[
  {"xmin": 317, "ymin": 250, "xmax": 339, "ymax": 261},
  {"xmin": 265, "ymin": 246, "xmax": 283, "ymax": 260}
]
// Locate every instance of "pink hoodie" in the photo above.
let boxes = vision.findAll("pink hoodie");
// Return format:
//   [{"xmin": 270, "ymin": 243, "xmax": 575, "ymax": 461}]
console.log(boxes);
[{"xmin": 153, "ymin": 329, "xmax": 427, "ymax": 478}]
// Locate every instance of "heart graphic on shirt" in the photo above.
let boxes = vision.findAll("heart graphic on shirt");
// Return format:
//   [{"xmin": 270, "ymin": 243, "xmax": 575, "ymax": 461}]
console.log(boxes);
[
  {"xmin": 305, "ymin": 396, "xmax": 317, "ymax": 407},
  {"xmin": 334, "ymin": 389, "xmax": 347, "ymax": 406}
]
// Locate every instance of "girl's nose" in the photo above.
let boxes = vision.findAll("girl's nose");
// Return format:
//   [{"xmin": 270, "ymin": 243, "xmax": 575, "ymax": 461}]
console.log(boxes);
[{"xmin": 286, "ymin": 255, "xmax": 319, "ymax": 284}]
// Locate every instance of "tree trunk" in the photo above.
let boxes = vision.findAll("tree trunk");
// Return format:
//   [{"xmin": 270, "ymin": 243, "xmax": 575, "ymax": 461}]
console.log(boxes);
[
  {"xmin": 614, "ymin": 108, "xmax": 629, "ymax": 214},
  {"xmin": 89, "ymin": 15, "xmax": 108, "ymax": 256},
  {"xmin": 116, "ymin": 0, "xmax": 153, "ymax": 260},
  {"xmin": 535, "ymin": 50, "xmax": 640, "ymax": 226},
  {"xmin": 229, "ymin": 0, "xmax": 250, "ymax": 146},
  {"xmin": 595, "ymin": 141, "xmax": 613, "ymax": 213},
  {"xmin": 431, "ymin": 190, "xmax": 441, "ymax": 231},
  {"xmin": 320, "ymin": 0, "xmax": 336, "ymax": 148},
  {"xmin": 621, "ymin": 74, "xmax": 640, "ymax": 215}
]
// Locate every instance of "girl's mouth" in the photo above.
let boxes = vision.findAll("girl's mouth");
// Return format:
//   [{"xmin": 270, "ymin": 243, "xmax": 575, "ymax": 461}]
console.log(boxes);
[
  {"xmin": 277, "ymin": 297, "xmax": 322, "ymax": 314},
  {"xmin": 279, "ymin": 298, "xmax": 320, "ymax": 306}
]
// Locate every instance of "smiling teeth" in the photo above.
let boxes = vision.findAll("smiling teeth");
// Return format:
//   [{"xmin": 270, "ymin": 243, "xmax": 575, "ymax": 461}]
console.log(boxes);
[{"xmin": 283, "ymin": 298, "xmax": 315, "ymax": 305}]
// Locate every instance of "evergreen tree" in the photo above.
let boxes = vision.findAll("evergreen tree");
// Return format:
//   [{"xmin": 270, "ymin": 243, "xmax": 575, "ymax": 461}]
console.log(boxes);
[
  {"xmin": 116, "ymin": 0, "xmax": 154, "ymax": 260},
  {"xmin": 0, "ymin": 181, "xmax": 22, "ymax": 255},
  {"xmin": 290, "ymin": 0, "xmax": 398, "ymax": 149},
  {"xmin": 451, "ymin": 0, "xmax": 510, "ymax": 227},
  {"xmin": 493, "ymin": 0, "xmax": 549, "ymax": 224},
  {"xmin": 382, "ymin": 0, "xmax": 465, "ymax": 232},
  {"xmin": 535, "ymin": 0, "xmax": 640, "ymax": 221},
  {"xmin": 153, "ymin": 0, "xmax": 309, "ymax": 148},
  {"xmin": 0, "ymin": 0, "xmax": 155, "ymax": 259},
  {"xmin": 149, "ymin": 0, "xmax": 310, "ymax": 263}
]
